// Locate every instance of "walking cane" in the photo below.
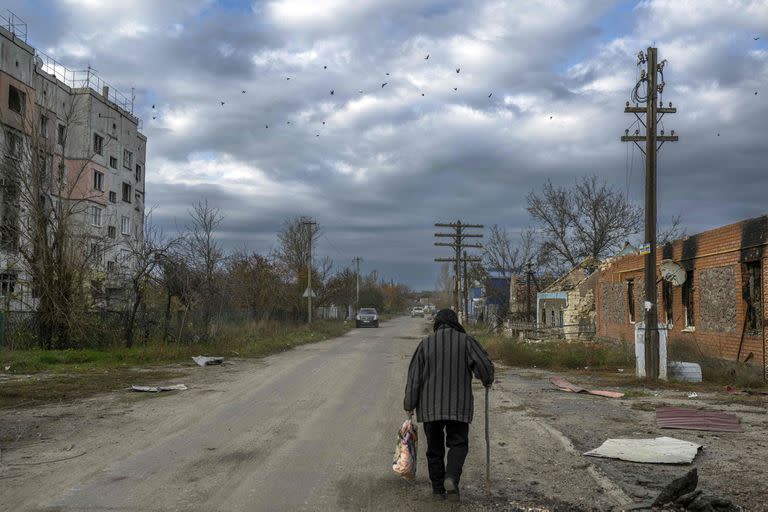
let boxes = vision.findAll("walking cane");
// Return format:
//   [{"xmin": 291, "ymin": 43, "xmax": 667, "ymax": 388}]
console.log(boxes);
[{"xmin": 484, "ymin": 386, "xmax": 491, "ymax": 497}]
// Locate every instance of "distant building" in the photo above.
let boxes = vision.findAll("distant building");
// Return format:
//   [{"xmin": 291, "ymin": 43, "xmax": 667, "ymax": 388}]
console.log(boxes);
[
  {"xmin": 0, "ymin": 12, "xmax": 146, "ymax": 310},
  {"xmin": 595, "ymin": 215, "xmax": 767, "ymax": 363},
  {"xmin": 537, "ymin": 259, "xmax": 599, "ymax": 339}
]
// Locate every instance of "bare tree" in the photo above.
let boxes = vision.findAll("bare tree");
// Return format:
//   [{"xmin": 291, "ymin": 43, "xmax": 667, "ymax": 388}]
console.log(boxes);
[
  {"xmin": 121, "ymin": 212, "xmax": 180, "ymax": 347},
  {"xmin": 2, "ymin": 91, "xmax": 115, "ymax": 348},
  {"xmin": 482, "ymin": 225, "xmax": 537, "ymax": 278},
  {"xmin": 186, "ymin": 199, "xmax": 224, "ymax": 339},
  {"xmin": 527, "ymin": 174, "xmax": 643, "ymax": 273}
]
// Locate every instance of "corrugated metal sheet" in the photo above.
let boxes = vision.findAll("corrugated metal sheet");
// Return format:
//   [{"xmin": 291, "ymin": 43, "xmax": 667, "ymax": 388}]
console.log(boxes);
[{"xmin": 656, "ymin": 406, "xmax": 744, "ymax": 433}]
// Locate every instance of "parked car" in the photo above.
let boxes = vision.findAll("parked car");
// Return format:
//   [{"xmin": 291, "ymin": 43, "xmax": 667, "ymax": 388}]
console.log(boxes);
[
  {"xmin": 411, "ymin": 306, "xmax": 424, "ymax": 317},
  {"xmin": 356, "ymin": 308, "xmax": 379, "ymax": 328}
]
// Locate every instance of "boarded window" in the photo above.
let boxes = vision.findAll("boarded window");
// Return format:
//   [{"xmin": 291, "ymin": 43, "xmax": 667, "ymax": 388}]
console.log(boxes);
[
  {"xmin": 627, "ymin": 279, "xmax": 635, "ymax": 323},
  {"xmin": 8, "ymin": 85, "xmax": 25, "ymax": 114},
  {"xmin": 743, "ymin": 261, "xmax": 763, "ymax": 334},
  {"xmin": 682, "ymin": 270, "xmax": 695, "ymax": 328}
]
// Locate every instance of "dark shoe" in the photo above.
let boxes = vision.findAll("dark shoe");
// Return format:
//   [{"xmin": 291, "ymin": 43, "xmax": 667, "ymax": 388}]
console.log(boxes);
[{"xmin": 444, "ymin": 478, "xmax": 460, "ymax": 502}]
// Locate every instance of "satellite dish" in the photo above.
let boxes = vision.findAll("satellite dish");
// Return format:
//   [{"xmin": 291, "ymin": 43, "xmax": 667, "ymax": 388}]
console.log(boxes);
[{"xmin": 660, "ymin": 259, "xmax": 686, "ymax": 286}]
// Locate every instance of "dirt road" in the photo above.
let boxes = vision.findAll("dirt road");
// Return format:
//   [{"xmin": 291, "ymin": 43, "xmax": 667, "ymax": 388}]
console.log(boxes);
[{"xmin": 2, "ymin": 317, "xmax": 634, "ymax": 511}]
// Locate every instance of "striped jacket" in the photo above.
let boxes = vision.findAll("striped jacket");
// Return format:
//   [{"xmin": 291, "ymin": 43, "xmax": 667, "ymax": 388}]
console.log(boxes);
[{"xmin": 403, "ymin": 326, "xmax": 494, "ymax": 423}]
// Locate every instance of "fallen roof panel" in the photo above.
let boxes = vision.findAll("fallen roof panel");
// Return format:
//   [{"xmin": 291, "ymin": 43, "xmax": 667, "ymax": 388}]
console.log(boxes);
[
  {"xmin": 584, "ymin": 436, "xmax": 702, "ymax": 464},
  {"xmin": 656, "ymin": 406, "xmax": 743, "ymax": 433}
]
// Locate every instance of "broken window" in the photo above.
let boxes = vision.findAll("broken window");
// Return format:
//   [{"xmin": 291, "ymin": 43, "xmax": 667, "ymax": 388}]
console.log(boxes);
[
  {"xmin": 57, "ymin": 124, "xmax": 66, "ymax": 145},
  {"xmin": 135, "ymin": 163, "xmax": 142, "ymax": 182},
  {"xmin": 743, "ymin": 261, "xmax": 763, "ymax": 334},
  {"xmin": 0, "ymin": 272, "xmax": 16, "ymax": 297},
  {"xmin": 682, "ymin": 270, "xmax": 695, "ymax": 328},
  {"xmin": 93, "ymin": 170, "xmax": 104, "ymax": 191},
  {"xmin": 8, "ymin": 85, "xmax": 25, "ymax": 115},
  {"xmin": 123, "ymin": 149, "xmax": 133, "ymax": 168},
  {"xmin": 122, "ymin": 182, "xmax": 131, "ymax": 202},
  {"xmin": 627, "ymin": 279, "xmax": 635, "ymax": 323},
  {"xmin": 662, "ymin": 280, "xmax": 673, "ymax": 325},
  {"xmin": 93, "ymin": 133, "xmax": 104, "ymax": 155}
]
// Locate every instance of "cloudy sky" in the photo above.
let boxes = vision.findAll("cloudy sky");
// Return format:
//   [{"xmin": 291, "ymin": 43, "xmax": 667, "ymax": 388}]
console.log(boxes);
[{"xmin": 11, "ymin": 0, "xmax": 768, "ymax": 289}]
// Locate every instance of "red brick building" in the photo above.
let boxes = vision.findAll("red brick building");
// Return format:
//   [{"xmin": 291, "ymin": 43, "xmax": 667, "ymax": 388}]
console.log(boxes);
[{"xmin": 595, "ymin": 215, "xmax": 767, "ymax": 365}]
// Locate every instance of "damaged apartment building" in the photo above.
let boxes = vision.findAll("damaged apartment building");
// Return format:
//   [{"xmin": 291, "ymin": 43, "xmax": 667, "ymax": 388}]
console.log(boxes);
[
  {"xmin": 0, "ymin": 13, "xmax": 146, "ymax": 310},
  {"xmin": 596, "ymin": 215, "xmax": 767, "ymax": 366}
]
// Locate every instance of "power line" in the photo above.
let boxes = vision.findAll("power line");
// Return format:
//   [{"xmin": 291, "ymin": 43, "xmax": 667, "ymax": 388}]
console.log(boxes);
[{"xmin": 434, "ymin": 220, "xmax": 483, "ymax": 318}]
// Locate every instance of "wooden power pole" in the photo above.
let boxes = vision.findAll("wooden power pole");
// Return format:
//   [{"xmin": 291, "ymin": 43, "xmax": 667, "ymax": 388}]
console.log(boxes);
[
  {"xmin": 353, "ymin": 256, "xmax": 362, "ymax": 309},
  {"xmin": 462, "ymin": 250, "xmax": 482, "ymax": 320},
  {"xmin": 434, "ymin": 221, "xmax": 483, "ymax": 318},
  {"xmin": 302, "ymin": 220, "xmax": 318, "ymax": 324},
  {"xmin": 621, "ymin": 47, "xmax": 678, "ymax": 380}
]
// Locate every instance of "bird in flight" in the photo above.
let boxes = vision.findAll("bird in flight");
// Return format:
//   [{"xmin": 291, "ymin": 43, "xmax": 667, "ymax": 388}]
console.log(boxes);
[
  {"xmin": 453, "ymin": 87, "xmax": 457, "ymax": 91},
  {"xmin": 386, "ymin": 72, "xmax": 390, "ymax": 76},
  {"xmin": 316, "ymin": 134, "xmax": 320, "ymax": 137},
  {"xmin": 382, "ymin": 82, "xmax": 388, "ymax": 88},
  {"xmin": 151, "ymin": 104, "xmax": 155, "ymax": 109},
  {"xmin": 421, "ymin": 93, "xmax": 425, "ymax": 96},
  {"xmin": 358, "ymin": 90, "xmax": 363, "ymax": 93},
  {"xmin": 286, "ymin": 77, "xmax": 291, "ymax": 80},
  {"xmin": 756, "ymin": 91, "xmax": 759, "ymax": 95},
  {"xmin": 287, "ymin": 121, "xmax": 291, "ymax": 124},
  {"xmin": 220, "ymin": 101, "xmax": 225, "ymax": 106},
  {"xmin": 266, "ymin": 124, "xmax": 268, "ymax": 129},
  {"xmin": 717, "ymin": 133, "xmax": 720, "ymax": 136},
  {"xmin": 324, "ymin": 65, "xmax": 327, "ymax": 69},
  {"xmin": 152, "ymin": 116, "xmax": 156, "ymax": 120},
  {"xmin": 488, "ymin": 93, "xmax": 492, "ymax": 98},
  {"xmin": 242, "ymin": 90, "xmax": 246, "ymax": 93},
  {"xmin": 424, "ymin": 54, "xmax": 430, "ymax": 60},
  {"xmin": 330, "ymin": 90, "xmax": 334, "ymax": 95},
  {"xmin": 754, "ymin": 36, "xmax": 761, "ymax": 40},
  {"xmin": 456, "ymin": 68, "xmax": 460, "ymax": 74},
  {"xmin": 550, "ymin": 116, "xmax": 553, "ymax": 119}
]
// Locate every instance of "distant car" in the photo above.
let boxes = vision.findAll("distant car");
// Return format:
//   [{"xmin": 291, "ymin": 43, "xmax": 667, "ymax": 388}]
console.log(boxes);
[
  {"xmin": 411, "ymin": 306, "xmax": 424, "ymax": 317},
  {"xmin": 356, "ymin": 308, "xmax": 379, "ymax": 328}
]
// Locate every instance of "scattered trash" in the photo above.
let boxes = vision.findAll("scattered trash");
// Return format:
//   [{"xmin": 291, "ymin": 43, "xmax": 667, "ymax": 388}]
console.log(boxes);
[
  {"xmin": 3, "ymin": 365, "xmax": 10, "ymax": 371},
  {"xmin": 656, "ymin": 406, "xmax": 743, "ymax": 433},
  {"xmin": 131, "ymin": 384, "xmax": 188, "ymax": 393},
  {"xmin": 392, "ymin": 417, "xmax": 418, "ymax": 480},
  {"xmin": 549, "ymin": 376, "xmax": 625, "ymax": 399},
  {"xmin": 667, "ymin": 361, "xmax": 703, "ymax": 383},
  {"xmin": 192, "ymin": 356, "xmax": 224, "ymax": 367},
  {"xmin": 584, "ymin": 436, "xmax": 702, "ymax": 464},
  {"xmin": 724, "ymin": 385, "xmax": 768, "ymax": 396},
  {"xmin": 617, "ymin": 368, "xmax": 625, "ymax": 373},
  {"xmin": 686, "ymin": 392, "xmax": 699, "ymax": 399}
]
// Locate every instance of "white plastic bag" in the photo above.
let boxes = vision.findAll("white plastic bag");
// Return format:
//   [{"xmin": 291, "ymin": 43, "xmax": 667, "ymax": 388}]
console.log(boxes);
[{"xmin": 392, "ymin": 417, "xmax": 418, "ymax": 480}]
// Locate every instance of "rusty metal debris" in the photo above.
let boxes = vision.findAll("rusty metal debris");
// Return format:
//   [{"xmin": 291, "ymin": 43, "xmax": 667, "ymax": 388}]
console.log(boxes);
[
  {"xmin": 656, "ymin": 406, "xmax": 743, "ymax": 433},
  {"xmin": 548, "ymin": 376, "xmax": 625, "ymax": 398}
]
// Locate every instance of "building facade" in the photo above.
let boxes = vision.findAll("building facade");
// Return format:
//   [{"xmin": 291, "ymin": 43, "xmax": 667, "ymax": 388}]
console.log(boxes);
[
  {"xmin": 537, "ymin": 259, "xmax": 599, "ymax": 340},
  {"xmin": 0, "ymin": 16, "xmax": 146, "ymax": 310},
  {"xmin": 595, "ymin": 216, "xmax": 767, "ymax": 365}
]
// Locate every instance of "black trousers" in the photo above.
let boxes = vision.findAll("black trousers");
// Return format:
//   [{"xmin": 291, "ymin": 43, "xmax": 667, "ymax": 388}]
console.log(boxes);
[{"xmin": 423, "ymin": 420, "xmax": 469, "ymax": 492}]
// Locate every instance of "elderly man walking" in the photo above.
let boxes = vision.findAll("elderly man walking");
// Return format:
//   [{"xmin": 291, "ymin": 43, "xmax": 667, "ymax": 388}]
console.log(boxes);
[{"xmin": 404, "ymin": 309, "xmax": 494, "ymax": 502}]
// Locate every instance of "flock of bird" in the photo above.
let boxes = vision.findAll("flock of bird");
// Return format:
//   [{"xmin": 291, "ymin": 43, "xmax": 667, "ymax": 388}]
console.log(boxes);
[
  {"xmin": 148, "ymin": 36, "xmax": 763, "ymax": 137},
  {"xmin": 147, "ymin": 53, "xmax": 500, "ymax": 135}
]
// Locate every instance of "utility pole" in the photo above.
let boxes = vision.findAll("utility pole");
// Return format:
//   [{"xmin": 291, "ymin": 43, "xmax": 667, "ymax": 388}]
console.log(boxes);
[
  {"xmin": 434, "ymin": 221, "xmax": 483, "ymax": 318},
  {"xmin": 302, "ymin": 220, "xmax": 318, "ymax": 324},
  {"xmin": 621, "ymin": 47, "xmax": 678, "ymax": 380},
  {"xmin": 526, "ymin": 261, "xmax": 533, "ymax": 323},
  {"xmin": 462, "ymin": 251, "xmax": 482, "ymax": 320},
  {"xmin": 353, "ymin": 256, "xmax": 362, "ymax": 309}
]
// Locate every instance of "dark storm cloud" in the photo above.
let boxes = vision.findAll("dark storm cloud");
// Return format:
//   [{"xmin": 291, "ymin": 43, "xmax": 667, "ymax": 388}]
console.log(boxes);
[{"xmin": 10, "ymin": 0, "xmax": 768, "ymax": 288}]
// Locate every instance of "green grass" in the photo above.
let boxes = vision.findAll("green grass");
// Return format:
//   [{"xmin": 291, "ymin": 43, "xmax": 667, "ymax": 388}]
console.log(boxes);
[
  {"xmin": 474, "ymin": 333, "xmax": 634, "ymax": 370},
  {"xmin": 474, "ymin": 331, "xmax": 768, "ymax": 391},
  {"xmin": 0, "ymin": 319, "xmax": 352, "ymax": 409}
]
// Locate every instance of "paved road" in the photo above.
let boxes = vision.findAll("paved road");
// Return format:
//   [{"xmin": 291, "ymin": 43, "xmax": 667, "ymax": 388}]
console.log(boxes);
[{"xmin": 3, "ymin": 317, "xmax": 627, "ymax": 511}]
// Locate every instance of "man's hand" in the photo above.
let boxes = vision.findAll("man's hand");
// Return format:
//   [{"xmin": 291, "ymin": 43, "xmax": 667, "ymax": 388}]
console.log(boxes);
[{"xmin": 406, "ymin": 410, "xmax": 414, "ymax": 417}]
